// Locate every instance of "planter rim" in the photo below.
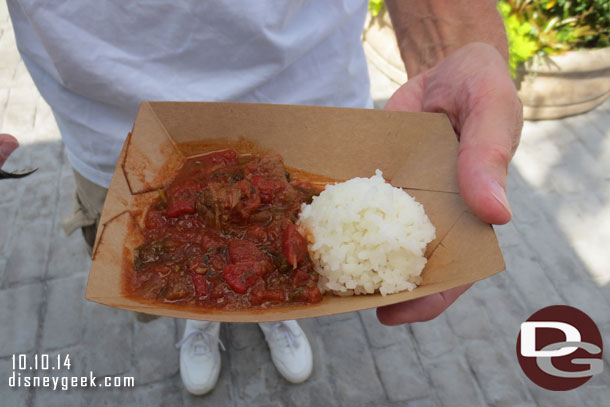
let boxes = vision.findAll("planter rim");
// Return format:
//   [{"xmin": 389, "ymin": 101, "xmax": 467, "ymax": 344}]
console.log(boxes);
[{"xmin": 525, "ymin": 47, "xmax": 610, "ymax": 74}]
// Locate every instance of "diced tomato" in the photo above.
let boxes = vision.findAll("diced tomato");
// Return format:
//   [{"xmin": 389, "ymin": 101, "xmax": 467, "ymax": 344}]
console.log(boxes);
[
  {"xmin": 222, "ymin": 263, "xmax": 261, "ymax": 294},
  {"xmin": 144, "ymin": 208, "xmax": 167, "ymax": 229},
  {"xmin": 166, "ymin": 199, "xmax": 196, "ymax": 217},
  {"xmin": 302, "ymin": 286, "xmax": 323, "ymax": 303},
  {"xmin": 249, "ymin": 286, "xmax": 265, "ymax": 305},
  {"xmin": 165, "ymin": 181, "xmax": 202, "ymax": 218},
  {"xmin": 250, "ymin": 176, "xmax": 286, "ymax": 203},
  {"xmin": 292, "ymin": 266, "xmax": 312, "ymax": 287},
  {"xmin": 191, "ymin": 273, "xmax": 208, "ymax": 297},
  {"xmin": 248, "ymin": 286, "xmax": 286, "ymax": 305},
  {"xmin": 282, "ymin": 223, "xmax": 308, "ymax": 269},
  {"xmin": 228, "ymin": 240, "xmax": 267, "ymax": 263}
]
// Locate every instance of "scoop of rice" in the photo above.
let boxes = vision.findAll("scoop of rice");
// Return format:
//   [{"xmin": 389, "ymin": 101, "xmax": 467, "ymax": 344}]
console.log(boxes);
[{"xmin": 297, "ymin": 170, "xmax": 435, "ymax": 296}]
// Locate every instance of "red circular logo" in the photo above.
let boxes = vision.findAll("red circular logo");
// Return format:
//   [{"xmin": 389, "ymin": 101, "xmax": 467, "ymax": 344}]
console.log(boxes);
[{"xmin": 516, "ymin": 305, "xmax": 603, "ymax": 391}]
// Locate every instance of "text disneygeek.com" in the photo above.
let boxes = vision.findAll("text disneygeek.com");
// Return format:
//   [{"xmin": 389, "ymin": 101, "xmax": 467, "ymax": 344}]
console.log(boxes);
[{"xmin": 8, "ymin": 354, "xmax": 135, "ymax": 391}]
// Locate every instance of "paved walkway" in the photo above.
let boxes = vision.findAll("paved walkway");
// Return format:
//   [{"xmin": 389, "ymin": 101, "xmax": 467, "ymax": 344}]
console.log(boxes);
[{"xmin": 1, "ymin": 3, "xmax": 609, "ymax": 406}]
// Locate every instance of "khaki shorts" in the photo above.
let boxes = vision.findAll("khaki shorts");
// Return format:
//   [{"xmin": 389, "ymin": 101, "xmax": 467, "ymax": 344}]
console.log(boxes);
[{"xmin": 60, "ymin": 170, "xmax": 108, "ymax": 255}]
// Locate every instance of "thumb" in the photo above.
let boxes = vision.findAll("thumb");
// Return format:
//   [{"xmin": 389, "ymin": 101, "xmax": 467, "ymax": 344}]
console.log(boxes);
[
  {"xmin": 457, "ymin": 89, "xmax": 522, "ymax": 225},
  {"xmin": 0, "ymin": 134, "xmax": 19, "ymax": 168}
]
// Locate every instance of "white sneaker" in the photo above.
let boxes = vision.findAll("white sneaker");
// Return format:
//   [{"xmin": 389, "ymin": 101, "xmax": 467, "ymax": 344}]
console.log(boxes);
[
  {"xmin": 258, "ymin": 320, "xmax": 313, "ymax": 384},
  {"xmin": 176, "ymin": 320, "xmax": 224, "ymax": 395}
]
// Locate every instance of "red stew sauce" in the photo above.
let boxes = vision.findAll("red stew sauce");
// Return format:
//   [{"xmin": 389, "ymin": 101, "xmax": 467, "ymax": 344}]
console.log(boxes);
[{"xmin": 128, "ymin": 149, "xmax": 323, "ymax": 309}]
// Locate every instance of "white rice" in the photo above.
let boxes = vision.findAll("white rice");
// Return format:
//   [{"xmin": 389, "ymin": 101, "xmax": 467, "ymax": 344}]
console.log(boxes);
[{"xmin": 297, "ymin": 170, "xmax": 435, "ymax": 296}]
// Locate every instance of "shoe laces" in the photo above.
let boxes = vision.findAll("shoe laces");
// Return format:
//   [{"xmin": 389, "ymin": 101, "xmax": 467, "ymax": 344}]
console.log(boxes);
[
  {"xmin": 271, "ymin": 322, "xmax": 298, "ymax": 351},
  {"xmin": 175, "ymin": 329, "xmax": 226, "ymax": 355}
]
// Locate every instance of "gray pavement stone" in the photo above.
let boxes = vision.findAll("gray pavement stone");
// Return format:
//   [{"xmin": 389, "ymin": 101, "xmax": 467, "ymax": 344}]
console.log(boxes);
[
  {"xmin": 501, "ymin": 241, "xmax": 564, "ymax": 312},
  {"xmin": 46, "ymin": 230, "xmax": 91, "ymax": 280},
  {"xmin": 1, "ymin": 356, "xmax": 30, "ymax": 407},
  {"xmin": 318, "ymin": 316, "xmax": 386, "ymax": 406},
  {"xmin": 31, "ymin": 350, "xmax": 88, "ymax": 407},
  {"xmin": 465, "ymin": 339, "xmax": 532, "ymax": 407},
  {"xmin": 46, "ymin": 165, "xmax": 91, "ymax": 279},
  {"xmin": 525, "ymin": 380, "xmax": 584, "ymax": 407},
  {"xmin": 554, "ymin": 278, "xmax": 610, "ymax": 327},
  {"xmin": 372, "ymin": 342, "xmax": 431, "ymax": 402},
  {"xmin": 281, "ymin": 378, "xmax": 337, "ymax": 407},
  {"xmin": 444, "ymin": 290, "xmax": 493, "ymax": 340},
  {"xmin": 33, "ymin": 389, "xmax": 83, "ymax": 407},
  {"xmin": 0, "ymin": 176, "xmax": 23, "ymax": 205},
  {"xmin": 133, "ymin": 317, "xmax": 179, "ymax": 384},
  {"xmin": 405, "ymin": 399, "xmax": 439, "ymax": 407},
  {"xmin": 315, "ymin": 311, "xmax": 358, "ymax": 326},
  {"xmin": 4, "ymin": 220, "xmax": 52, "ymax": 284},
  {"xmin": 471, "ymin": 274, "xmax": 529, "ymax": 340},
  {"xmin": 0, "ymin": 258, "xmax": 6, "ymax": 285},
  {"xmin": 0, "ymin": 283, "xmax": 43, "ymax": 356},
  {"xmin": 41, "ymin": 275, "xmax": 87, "ymax": 350},
  {"xmin": 0, "ymin": 87, "xmax": 9, "ymax": 120},
  {"xmin": 26, "ymin": 141, "xmax": 64, "ymax": 173},
  {"xmin": 135, "ymin": 376, "xmax": 183, "ymax": 407},
  {"xmin": 2, "ymin": 87, "xmax": 38, "ymax": 135},
  {"xmin": 574, "ymin": 369, "xmax": 610, "ymax": 407},
  {"xmin": 81, "ymin": 385, "xmax": 137, "ymax": 407},
  {"xmin": 83, "ymin": 304, "xmax": 133, "ymax": 378},
  {"xmin": 359, "ymin": 308, "xmax": 411, "ymax": 348},
  {"xmin": 228, "ymin": 322, "xmax": 265, "ymax": 350},
  {"xmin": 0, "ymin": 202, "xmax": 17, "ymax": 256},
  {"xmin": 409, "ymin": 314, "xmax": 456, "ymax": 359},
  {"xmin": 422, "ymin": 354, "xmax": 486, "ymax": 407},
  {"xmin": 227, "ymin": 329, "xmax": 286, "ymax": 407},
  {"xmin": 494, "ymin": 220, "xmax": 523, "ymax": 250},
  {"xmin": 600, "ymin": 322, "xmax": 610, "ymax": 368}
]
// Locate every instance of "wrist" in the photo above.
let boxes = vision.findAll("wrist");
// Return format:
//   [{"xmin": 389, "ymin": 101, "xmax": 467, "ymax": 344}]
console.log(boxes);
[{"xmin": 385, "ymin": 0, "xmax": 509, "ymax": 77}]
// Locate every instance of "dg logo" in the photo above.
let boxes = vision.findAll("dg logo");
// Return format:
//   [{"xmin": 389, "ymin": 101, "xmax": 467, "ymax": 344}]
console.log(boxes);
[{"xmin": 516, "ymin": 305, "xmax": 603, "ymax": 391}]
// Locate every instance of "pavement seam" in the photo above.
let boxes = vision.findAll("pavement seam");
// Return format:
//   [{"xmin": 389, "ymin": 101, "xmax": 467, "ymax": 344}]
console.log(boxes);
[
  {"xmin": 404, "ymin": 324, "xmax": 441, "ymax": 405},
  {"xmin": 28, "ymin": 147, "xmax": 64, "ymax": 407},
  {"xmin": 356, "ymin": 311, "xmax": 392, "ymax": 404}
]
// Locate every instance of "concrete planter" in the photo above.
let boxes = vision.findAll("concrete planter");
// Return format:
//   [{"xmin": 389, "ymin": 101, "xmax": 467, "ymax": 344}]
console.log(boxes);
[
  {"xmin": 517, "ymin": 47, "xmax": 610, "ymax": 120},
  {"xmin": 362, "ymin": 11, "xmax": 407, "ymax": 85},
  {"xmin": 363, "ymin": 11, "xmax": 610, "ymax": 120}
]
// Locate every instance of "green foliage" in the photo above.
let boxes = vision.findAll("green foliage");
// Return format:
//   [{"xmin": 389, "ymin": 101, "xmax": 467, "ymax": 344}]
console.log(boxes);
[
  {"xmin": 499, "ymin": 2, "xmax": 539, "ymax": 75},
  {"xmin": 499, "ymin": 0, "xmax": 610, "ymax": 72},
  {"xmin": 369, "ymin": 0, "xmax": 385, "ymax": 17},
  {"xmin": 369, "ymin": 0, "xmax": 609, "ymax": 76}
]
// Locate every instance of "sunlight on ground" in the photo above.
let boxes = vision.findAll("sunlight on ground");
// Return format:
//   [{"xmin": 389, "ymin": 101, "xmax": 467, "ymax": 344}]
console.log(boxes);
[{"xmin": 513, "ymin": 110, "xmax": 610, "ymax": 286}]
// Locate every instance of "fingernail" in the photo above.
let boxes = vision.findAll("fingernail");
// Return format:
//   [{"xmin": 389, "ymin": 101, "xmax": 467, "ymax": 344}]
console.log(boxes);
[{"xmin": 490, "ymin": 180, "xmax": 512, "ymax": 218}]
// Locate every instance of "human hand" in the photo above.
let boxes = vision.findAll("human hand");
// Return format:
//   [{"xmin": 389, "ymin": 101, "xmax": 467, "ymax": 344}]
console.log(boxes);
[
  {"xmin": 377, "ymin": 42, "xmax": 523, "ymax": 325},
  {"xmin": 0, "ymin": 134, "xmax": 19, "ymax": 168}
]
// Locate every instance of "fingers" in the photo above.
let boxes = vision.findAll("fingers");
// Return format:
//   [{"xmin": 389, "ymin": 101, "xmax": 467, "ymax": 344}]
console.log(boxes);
[
  {"xmin": 376, "ymin": 283, "xmax": 473, "ymax": 325},
  {"xmin": 456, "ymin": 80, "xmax": 522, "ymax": 225},
  {"xmin": 384, "ymin": 74, "xmax": 425, "ymax": 112},
  {"xmin": 0, "ymin": 134, "xmax": 19, "ymax": 168}
]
